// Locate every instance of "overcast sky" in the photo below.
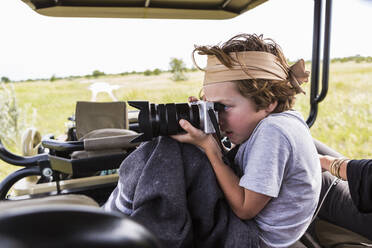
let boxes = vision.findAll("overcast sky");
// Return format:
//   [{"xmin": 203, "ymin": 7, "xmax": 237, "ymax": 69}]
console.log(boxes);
[{"xmin": 0, "ymin": 0, "xmax": 371, "ymax": 81}]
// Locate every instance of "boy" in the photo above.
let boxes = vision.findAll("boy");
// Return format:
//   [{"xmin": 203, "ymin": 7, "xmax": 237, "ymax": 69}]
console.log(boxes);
[{"xmin": 173, "ymin": 34, "xmax": 321, "ymax": 247}]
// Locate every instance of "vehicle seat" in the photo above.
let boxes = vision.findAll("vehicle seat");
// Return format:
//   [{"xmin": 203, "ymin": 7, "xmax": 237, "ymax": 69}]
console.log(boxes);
[
  {"xmin": 46, "ymin": 101, "xmax": 140, "ymax": 177},
  {"xmin": 6, "ymin": 101, "xmax": 140, "ymax": 204},
  {"xmin": 71, "ymin": 128, "xmax": 138, "ymax": 160},
  {"xmin": 315, "ymin": 219, "xmax": 372, "ymax": 247},
  {"xmin": 0, "ymin": 195, "xmax": 160, "ymax": 248},
  {"xmin": 73, "ymin": 101, "xmax": 139, "ymax": 159},
  {"xmin": 75, "ymin": 101, "xmax": 129, "ymax": 139}
]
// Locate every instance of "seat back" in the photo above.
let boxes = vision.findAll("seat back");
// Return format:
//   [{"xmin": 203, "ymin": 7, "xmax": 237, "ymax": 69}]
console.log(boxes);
[{"xmin": 75, "ymin": 101, "xmax": 128, "ymax": 140}]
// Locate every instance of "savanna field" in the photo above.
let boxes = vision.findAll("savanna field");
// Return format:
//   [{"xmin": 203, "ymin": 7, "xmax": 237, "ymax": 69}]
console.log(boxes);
[{"xmin": 0, "ymin": 61, "xmax": 371, "ymax": 179}]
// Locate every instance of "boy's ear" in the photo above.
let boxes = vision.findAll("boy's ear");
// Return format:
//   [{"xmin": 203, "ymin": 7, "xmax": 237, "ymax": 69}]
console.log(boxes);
[{"xmin": 265, "ymin": 101, "xmax": 278, "ymax": 113}]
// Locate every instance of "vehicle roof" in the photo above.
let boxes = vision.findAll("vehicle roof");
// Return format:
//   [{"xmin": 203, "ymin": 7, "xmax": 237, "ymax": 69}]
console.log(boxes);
[{"xmin": 21, "ymin": 0, "xmax": 267, "ymax": 19}]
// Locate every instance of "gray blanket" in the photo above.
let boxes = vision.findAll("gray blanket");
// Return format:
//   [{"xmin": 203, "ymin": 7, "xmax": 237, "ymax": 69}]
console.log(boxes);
[{"xmin": 104, "ymin": 136, "xmax": 259, "ymax": 248}]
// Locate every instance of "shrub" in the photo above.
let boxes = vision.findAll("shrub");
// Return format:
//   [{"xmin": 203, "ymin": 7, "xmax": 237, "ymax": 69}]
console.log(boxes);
[
  {"xmin": 169, "ymin": 58, "xmax": 187, "ymax": 81},
  {"xmin": 144, "ymin": 70, "xmax": 152, "ymax": 76},
  {"xmin": 153, "ymin": 68, "xmax": 162, "ymax": 75},
  {"xmin": 92, "ymin": 70, "xmax": 105, "ymax": 78},
  {"xmin": 0, "ymin": 83, "xmax": 34, "ymax": 149},
  {"xmin": 1, "ymin": 77, "xmax": 10, "ymax": 83}
]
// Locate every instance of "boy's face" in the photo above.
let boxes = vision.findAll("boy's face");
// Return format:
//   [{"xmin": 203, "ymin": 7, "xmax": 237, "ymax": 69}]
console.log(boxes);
[{"xmin": 204, "ymin": 81, "xmax": 270, "ymax": 145}]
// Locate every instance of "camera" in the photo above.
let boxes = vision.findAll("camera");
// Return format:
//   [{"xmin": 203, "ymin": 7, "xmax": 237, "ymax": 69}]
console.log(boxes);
[{"xmin": 128, "ymin": 101, "xmax": 225, "ymax": 142}]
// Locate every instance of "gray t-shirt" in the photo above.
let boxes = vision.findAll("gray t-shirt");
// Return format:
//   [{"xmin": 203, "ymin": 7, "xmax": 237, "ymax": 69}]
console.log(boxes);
[{"xmin": 234, "ymin": 110, "xmax": 321, "ymax": 247}]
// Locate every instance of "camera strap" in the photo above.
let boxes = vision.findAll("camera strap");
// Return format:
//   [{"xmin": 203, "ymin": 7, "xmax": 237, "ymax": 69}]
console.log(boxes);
[{"xmin": 207, "ymin": 109, "xmax": 231, "ymax": 166}]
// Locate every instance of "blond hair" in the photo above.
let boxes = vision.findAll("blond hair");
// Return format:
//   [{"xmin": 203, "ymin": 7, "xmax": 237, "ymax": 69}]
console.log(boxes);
[{"xmin": 194, "ymin": 34, "xmax": 298, "ymax": 112}]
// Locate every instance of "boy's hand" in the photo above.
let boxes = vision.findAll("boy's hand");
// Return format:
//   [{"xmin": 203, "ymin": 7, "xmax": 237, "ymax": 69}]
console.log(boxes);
[
  {"xmin": 188, "ymin": 96, "xmax": 199, "ymax": 102},
  {"xmin": 171, "ymin": 119, "xmax": 219, "ymax": 152}
]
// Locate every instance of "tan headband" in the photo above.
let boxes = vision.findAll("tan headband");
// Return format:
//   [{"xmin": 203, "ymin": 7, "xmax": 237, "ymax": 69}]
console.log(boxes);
[{"xmin": 195, "ymin": 51, "xmax": 309, "ymax": 94}]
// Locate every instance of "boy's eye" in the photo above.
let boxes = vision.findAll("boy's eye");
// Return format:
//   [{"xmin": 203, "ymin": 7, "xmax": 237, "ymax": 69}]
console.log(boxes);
[
  {"xmin": 213, "ymin": 102, "xmax": 232, "ymax": 112},
  {"xmin": 213, "ymin": 102, "xmax": 226, "ymax": 112},
  {"xmin": 224, "ymin": 105, "xmax": 231, "ymax": 111}
]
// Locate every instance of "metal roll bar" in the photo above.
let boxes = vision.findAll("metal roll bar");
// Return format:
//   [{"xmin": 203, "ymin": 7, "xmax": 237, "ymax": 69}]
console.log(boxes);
[
  {"xmin": 0, "ymin": 139, "xmax": 48, "ymax": 167},
  {"xmin": 0, "ymin": 166, "xmax": 41, "ymax": 199},
  {"xmin": 306, "ymin": 0, "xmax": 333, "ymax": 127}
]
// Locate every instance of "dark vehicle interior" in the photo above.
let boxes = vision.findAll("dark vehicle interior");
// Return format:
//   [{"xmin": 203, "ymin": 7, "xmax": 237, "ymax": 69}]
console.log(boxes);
[{"xmin": 0, "ymin": 0, "xmax": 371, "ymax": 247}]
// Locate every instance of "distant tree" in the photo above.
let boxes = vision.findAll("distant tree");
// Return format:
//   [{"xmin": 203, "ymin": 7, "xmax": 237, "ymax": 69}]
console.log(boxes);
[
  {"xmin": 331, "ymin": 55, "xmax": 372, "ymax": 63},
  {"xmin": 144, "ymin": 69, "xmax": 152, "ymax": 76},
  {"xmin": 1, "ymin": 76, "xmax": 10, "ymax": 83},
  {"xmin": 92, "ymin": 70, "xmax": 105, "ymax": 78},
  {"xmin": 153, "ymin": 68, "xmax": 162, "ymax": 75},
  {"xmin": 169, "ymin": 58, "xmax": 187, "ymax": 81},
  {"xmin": 50, "ymin": 74, "xmax": 57, "ymax": 82}
]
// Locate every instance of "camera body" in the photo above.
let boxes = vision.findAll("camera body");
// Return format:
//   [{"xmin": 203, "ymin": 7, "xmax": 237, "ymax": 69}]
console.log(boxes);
[
  {"xmin": 128, "ymin": 100, "xmax": 223, "ymax": 142},
  {"xmin": 190, "ymin": 101, "xmax": 219, "ymax": 134}
]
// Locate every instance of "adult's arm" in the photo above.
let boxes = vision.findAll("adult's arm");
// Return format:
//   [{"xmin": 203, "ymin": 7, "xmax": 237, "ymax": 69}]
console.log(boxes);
[{"xmin": 347, "ymin": 159, "xmax": 372, "ymax": 213}]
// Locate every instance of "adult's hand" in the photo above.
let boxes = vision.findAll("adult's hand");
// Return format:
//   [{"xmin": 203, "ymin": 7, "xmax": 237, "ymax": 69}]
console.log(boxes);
[{"xmin": 319, "ymin": 155, "xmax": 333, "ymax": 172}]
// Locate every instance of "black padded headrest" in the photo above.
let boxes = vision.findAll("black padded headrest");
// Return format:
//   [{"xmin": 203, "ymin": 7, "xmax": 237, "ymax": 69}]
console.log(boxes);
[{"xmin": 0, "ymin": 204, "xmax": 160, "ymax": 248}]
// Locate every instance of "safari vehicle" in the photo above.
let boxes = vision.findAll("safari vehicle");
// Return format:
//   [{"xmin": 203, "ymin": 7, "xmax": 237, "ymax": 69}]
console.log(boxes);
[{"xmin": 0, "ymin": 0, "xmax": 371, "ymax": 247}]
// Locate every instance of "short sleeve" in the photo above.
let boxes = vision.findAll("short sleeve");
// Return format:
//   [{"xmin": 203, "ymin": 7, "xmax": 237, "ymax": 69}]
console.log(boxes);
[{"xmin": 238, "ymin": 124, "xmax": 292, "ymax": 197}]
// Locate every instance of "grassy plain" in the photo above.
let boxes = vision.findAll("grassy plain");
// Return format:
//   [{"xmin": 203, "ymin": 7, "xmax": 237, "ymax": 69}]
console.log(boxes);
[{"xmin": 0, "ymin": 62, "xmax": 371, "ymax": 179}]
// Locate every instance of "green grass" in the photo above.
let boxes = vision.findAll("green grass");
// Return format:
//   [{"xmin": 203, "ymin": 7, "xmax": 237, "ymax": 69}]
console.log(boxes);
[
  {"xmin": 1, "ymin": 62, "xmax": 371, "ymax": 179},
  {"xmin": 308, "ymin": 62, "xmax": 372, "ymax": 159}
]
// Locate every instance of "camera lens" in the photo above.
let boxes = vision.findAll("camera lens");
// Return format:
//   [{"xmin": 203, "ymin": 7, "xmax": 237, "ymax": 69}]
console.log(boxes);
[
  {"xmin": 128, "ymin": 101, "xmax": 202, "ymax": 142},
  {"xmin": 157, "ymin": 104, "xmax": 167, "ymax": 135},
  {"xmin": 165, "ymin": 103, "xmax": 178, "ymax": 135}
]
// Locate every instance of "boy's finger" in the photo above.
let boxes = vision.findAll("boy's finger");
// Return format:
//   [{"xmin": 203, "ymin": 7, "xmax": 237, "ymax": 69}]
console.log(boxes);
[
  {"xmin": 188, "ymin": 96, "xmax": 199, "ymax": 103},
  {"xmin": 179, "ymin": 119, "xmax": 190, "ymax": 130},
  {"xmin": 179, "ymin": 119, "xmax": 198, "ymax": 135}
]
